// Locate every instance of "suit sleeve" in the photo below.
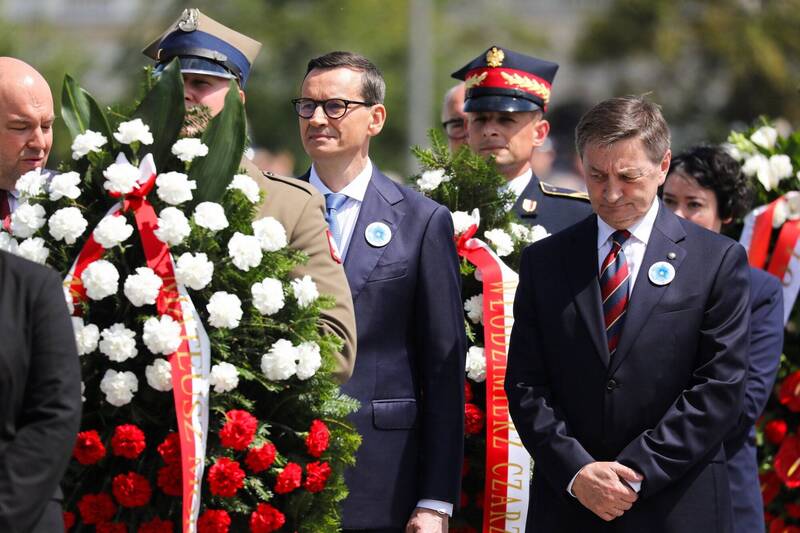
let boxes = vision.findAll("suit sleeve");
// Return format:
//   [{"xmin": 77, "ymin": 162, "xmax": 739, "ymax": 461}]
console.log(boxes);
[
  {"xmin": 290, "ymin": 192, "xmax": 357, "ymax": 383},
  {"xmin": 414, "ymin": 205, "xmax": 467, "ymax": 505},
  {"xmin": 616, "ymin": 242, "xmax": 750, "ymax": 498},
  {"xmin": 506, "ymin": 246, "xmax": 595, "ymax": 493},
  {"xmin": 0, "ymin": 268, "xmax": 82, "ymax": 532}
]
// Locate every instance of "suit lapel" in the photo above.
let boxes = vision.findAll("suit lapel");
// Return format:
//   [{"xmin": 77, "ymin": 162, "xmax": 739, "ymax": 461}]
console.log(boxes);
[
  {"xmin": 563, "ymin": 215, "xmax": 610, "ymax": 368},
  {"xmin": 343, "ymin": 168, "xmax": 405, "ymax": 301},
  {"xmin": 610, "ymin": 205, "xmax": 687, "ymax": 373}
]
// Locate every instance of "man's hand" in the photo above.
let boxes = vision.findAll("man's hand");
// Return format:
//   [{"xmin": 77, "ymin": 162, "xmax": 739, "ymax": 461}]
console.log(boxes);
[
  {"xmin": 406, "ymin": 507, "xmax": 448, "ymax": 533},
  {"xmin": 572, "ymin": 461, "xmax": 642, "ymax": 521}
]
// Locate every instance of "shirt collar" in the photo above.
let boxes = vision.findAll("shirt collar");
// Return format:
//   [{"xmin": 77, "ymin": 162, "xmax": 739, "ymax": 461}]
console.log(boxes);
[
  {"xmin": 597, "ymin": 197, "xmax": 660, "ymax": 249},
  {"xmin": 309, "ymin": 159, "xmax": 373, "ymax": 202},
  {"xmin": 500, "ymin": 168, "xmax": 533, "ymax": 198}
]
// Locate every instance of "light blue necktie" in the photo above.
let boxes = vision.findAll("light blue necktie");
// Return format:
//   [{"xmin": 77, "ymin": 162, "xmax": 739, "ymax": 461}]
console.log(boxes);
[{"xmin": 324, "ymin": 193, "xmax": 348, "ymax": 251}]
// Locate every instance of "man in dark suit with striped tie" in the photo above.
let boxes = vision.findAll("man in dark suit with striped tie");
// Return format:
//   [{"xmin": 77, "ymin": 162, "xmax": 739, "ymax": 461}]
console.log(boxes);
[{"xmin": 505, "ymin": 95, "xmax": 750, "ymax": 532}]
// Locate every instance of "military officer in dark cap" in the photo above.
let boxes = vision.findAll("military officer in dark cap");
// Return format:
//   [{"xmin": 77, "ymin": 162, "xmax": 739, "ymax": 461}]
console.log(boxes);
[
  {"xmin": 453, "ymin": 46, "xmax": 591, "ymax": 235},
  {"xmin": 143, "ymin": 9, "xmax": 357, "ymax": 381}
]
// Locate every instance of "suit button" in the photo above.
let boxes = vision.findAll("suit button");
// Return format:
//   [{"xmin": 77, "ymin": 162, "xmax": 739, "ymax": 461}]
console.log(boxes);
[{"xmin": 606, "ymin": 379, "xmax": 618, "ymax": 392}]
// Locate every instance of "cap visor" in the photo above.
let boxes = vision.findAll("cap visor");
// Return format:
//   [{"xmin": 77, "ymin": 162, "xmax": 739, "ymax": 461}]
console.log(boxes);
[
  {"xmin": 156, "ymin": 57, "xmax": 235, "ymax": 79},
  {"xmin": 464, "ymin": 95, "xmax": 541, "ymax": 113}
]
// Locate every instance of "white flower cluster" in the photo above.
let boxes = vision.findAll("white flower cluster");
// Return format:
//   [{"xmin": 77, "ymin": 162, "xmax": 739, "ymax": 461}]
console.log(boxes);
[
  {"xmin": 49, "ymin": 172, "xmax": 82, "ymax": 201},
  {"xmin": 100, "ymin": 369, "xmax": 138, "ymax": 406},
  {"xmin": 0, "ymin": 233, "xmax": 18, "ymax": 254},
  {"xmin": 94, "ymin": 215, "xmax": 133, "ymax": 249},
  {"xmin": 260, "ymin": 339, "xmax": 322, "ymax": 381},
  {"xmin": 99, "ymin": 323, "xmax": 137, "ymax": 362},
  {"xmin": 82, "ymin": 260, "xmax": 119, "ymax": 300},
  {"xmin": 194, "ymin": 202, "xmax": 228, "ymax": 231},
  {"xmin": 113, "ymin": 119, "xmax": 153, "ymax": 145},
  {"xmin": 124, "ymin": 267, "xmax": 162, "ymax": 307},
  {"xmin": 227, "ymin": 232, "xmax": 262, "ymax": 271},
  {"xmin": 252, "ymin": 217, "xmax": 287, "ymax": 251},
  {"xmin": 71, "ymin": 317, "xmax": 100, "ymax": 356},
  {"xmin": 15, "ymin": 169, "xmax": 47, "ymax": 198},
  {"xmin": 484, "ymin": 228, "xmax": 514, "ymax": 257},
  {"xmin": 171, "ymin": 138, "xmax": 209, "ymax": 162},
  {"xmin": 417, "ymin": 168, "xmax": 451, "ymax": 192},
  {"xmin": 451, "ymin": 208, "xmax": 480, "ymax": 236},
  {"xmin": 103, "ymin": 162, "xmax": 140, "ymax": 195},
  {"xmin": 71, "ymin": 130, "xmax": 107, "ymax": 160},
  {"xmin": 510, "ymin": 223, "xmax": 549, "ymax": 244},
  {"xmin": 145, "ymin": 359, "xmax": 174, "ymax": 392},
  {"xmin": 154, "ymin": 207, "xmax": 191, "ymax": 246},
  {"xmin": 465, "ymin": 346, "xmax": 487, "ymax": 382},
  {"xmin": 251, "ymin": 277, "xmax": 285, "ymax": 315},
  {"xmin": 464, "ymin": 293, "xmax": 483, "ymax": 324},
  {"xmin": 18, "ymin": 237, "xmax": 49, "ymax": 264},
  {"xmin": 10, "ymin": 203, "xmax": 45, "ymax": 238},
  {"xmin": 742, "ymin": 154, "xmax": 794, "ymax": 192},
  {"xmin": 228, "ymin": 174, "xmax": 261, "ymax": 203},
  {"xmin": 291, "ymin": 275, "xmax": 318, "ymax": 308},
  {"xmin": 175, "ymin": 252, "xmax": 214, "ymax": 290},
  {"xmin": 209, "ymin": 361, "xmax": 239, "ymax": 393},
  {"xmin": 207, "ymin": 291, "xmax": 243, "ymax": 329},
  {"xmin": 142, "ymin": 315, "xmax": 182, "ymax": 355},
  {"xmin": 156, "ymin": 172, "xmax": 196, "ymax": 205}
]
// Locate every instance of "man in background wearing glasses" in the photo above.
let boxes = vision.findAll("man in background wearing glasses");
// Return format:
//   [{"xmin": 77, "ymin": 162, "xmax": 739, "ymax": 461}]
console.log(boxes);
[
  {"xmin": 294, "ymin": 51, "xmax": 466, "ymax": 533},
  {"xmin": 440, "ymin": 83, "xmax": 467, "ymax": 152}
]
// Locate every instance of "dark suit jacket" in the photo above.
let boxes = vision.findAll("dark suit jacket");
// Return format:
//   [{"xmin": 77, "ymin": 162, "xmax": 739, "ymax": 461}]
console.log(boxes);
[
  {"xmin": 0, "ymin": 251, "xmax": 82, "ymax": 533},
  {"xmin": 724, "ymin": 268, "xmax": 783, "ymax": 533},
  {"xmin": 302, "ymin": 167, "xmax": 466, "ymax": 529},
  {"xmin": 505, "ymin": 205, "xmax": 750, "ymax": 533},
  {"xmin": 512, "ymin": 174, "xmax": 592, "ymax": 234}
]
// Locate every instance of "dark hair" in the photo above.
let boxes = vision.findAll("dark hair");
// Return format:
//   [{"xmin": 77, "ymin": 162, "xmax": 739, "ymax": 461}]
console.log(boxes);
[
  {"xmin": 667, "ymin": 145, "xmax": 753, "ymax": 221},
  {"xmin": 575, "ymin": 95, "xmax": 670, "ymax": 164},
  {"xmin": 304, "ymin": 51, "xmax": 386, "ymax": 104}
]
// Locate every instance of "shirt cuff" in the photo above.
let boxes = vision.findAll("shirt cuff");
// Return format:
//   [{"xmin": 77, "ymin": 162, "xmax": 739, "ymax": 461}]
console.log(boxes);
[
  {"xmin": 567, "ymin": 471, "xmax": 580, "ymax": 497},
  {"xmin": 416, "ymin": 499, "xmax": 453, "ymax": 517}
]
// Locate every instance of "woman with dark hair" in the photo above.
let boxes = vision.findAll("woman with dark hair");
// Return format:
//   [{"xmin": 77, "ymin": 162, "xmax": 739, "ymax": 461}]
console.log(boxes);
[{"xmin": 662, "ymin": 145, "xmax": 784, "ymax": 533}]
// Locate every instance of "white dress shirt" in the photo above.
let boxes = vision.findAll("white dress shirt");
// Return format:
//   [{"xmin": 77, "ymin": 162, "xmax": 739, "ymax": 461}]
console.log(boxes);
[
  {"xmin": 309, "ymin": 159, "xmax": 373, "ymax": 261},
  {"xmin": 566, "ymin": 198, "xmax": 660, "ymax": 497}
]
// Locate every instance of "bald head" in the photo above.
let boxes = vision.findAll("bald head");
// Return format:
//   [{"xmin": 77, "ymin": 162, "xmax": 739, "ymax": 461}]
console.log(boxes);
[
  {"xmin": 441, "ymin": 83, "xmax": 467, "ymax": 152},
  {"xmin": 0, "ymin": 57, "xmax": 54, "ymax": 190}
]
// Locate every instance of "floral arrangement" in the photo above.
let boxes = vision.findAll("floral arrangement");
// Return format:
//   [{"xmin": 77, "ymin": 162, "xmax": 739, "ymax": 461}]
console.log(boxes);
[
  {"xmin": 727, "ymin": 122, "xmax": 800, "ymax": 531},
  {"xmin": 412, "ymin": 130, "xmax": 548, "ymax": 531},
  {"xmin": 4, "ymin": 62, "xmax": 359, "ymax": 532}
]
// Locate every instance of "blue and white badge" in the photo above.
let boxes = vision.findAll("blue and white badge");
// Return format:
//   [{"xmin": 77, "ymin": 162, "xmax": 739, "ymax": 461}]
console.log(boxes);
[
  {"xmin": 365, "ymin": 222, "xmax": 392, "ymax": 248},
  {"xmin": 648, "ymin": 261, "xmax": 675, "ymax": 286}
]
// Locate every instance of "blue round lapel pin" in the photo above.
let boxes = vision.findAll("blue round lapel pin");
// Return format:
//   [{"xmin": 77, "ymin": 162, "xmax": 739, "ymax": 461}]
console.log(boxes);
[
  {"xmin": 648, "ymin": 261, "xmax": 675, "ymax": 286},
  {"xmin": 365, "ymin": 222, "xmax": 392, "ymax": 248}
]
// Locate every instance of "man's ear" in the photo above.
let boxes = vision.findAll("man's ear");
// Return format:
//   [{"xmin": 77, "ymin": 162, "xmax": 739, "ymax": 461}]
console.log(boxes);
[
  {"xmin": 367, "ymin": 104, "xmax": 387, "ymax": 137},
  {"xmin": 531, "ymin": 117, "xmax": 550, "ymax": 148},
  {"xmin": 657, "ymin": 149, "xmax": 672, "ymax": 186},
  {"xmin": 239, "ymin": 87, "xmax": 246, "ymax": 104}
]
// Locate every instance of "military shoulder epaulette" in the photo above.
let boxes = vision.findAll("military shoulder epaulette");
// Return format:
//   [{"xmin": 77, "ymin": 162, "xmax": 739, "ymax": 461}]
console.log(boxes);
[
  {"xmin": 539, "ymin": 181, "xmax": 590, "ymax": 202},
  {"xmin": 261, "ymin": 171, "xmax": 316, "ymax": 195}
]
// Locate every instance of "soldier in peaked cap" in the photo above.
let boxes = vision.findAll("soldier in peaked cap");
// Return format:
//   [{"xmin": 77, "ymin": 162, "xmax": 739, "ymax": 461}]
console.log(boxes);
[
  {"xmin": 143, "ymin": 9, "xmax": 357, "ymax": 382},
  {"xmin": 454, "ymin": 46, "xmax": 591, "ymax": 235}
]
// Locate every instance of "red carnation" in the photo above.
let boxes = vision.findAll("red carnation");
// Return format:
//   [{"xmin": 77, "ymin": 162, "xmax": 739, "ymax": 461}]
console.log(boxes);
[
  {"xmin": 304, "ymin": 461, "xmax": 332, "ymax": 493},
  {"xmin": 787, "ymin": 503, "xmax": 800, "ymax": 519},
  {"xmin": 112, "ymin": 472, "xmax": 152, "ymax": 507},
  {"xmin": 766, "ymin": 419, "xmax": 789, "ymax": 445},
  {"xmin": 770, "ymin": 519, "xmax": 800, "ymax": 533},
  {"xmin": 219, "ymin": 410, "xmax": 258, "ymax": 451},
  {"xmin": 63, "ymin": 511, "xmax": 76, "ymax": 531},
  {"xmin": 779, "ymin": 371, "xmax": 800, "ymax": 412},
  {"xmin": 158, "ymin": 432, "xmax": 182, "ymax": 464},
  {"xmin": 465, "ymin": 403, "xmax": 485, "ymax": 434},
  {"xmin": 274, "ymin": 462, "xmax": 303, "ymax": 494},
  {"xmin": 761, "ymin": 470, "xmax": 782, "ymax": 505},
  {"xmin": 111, "ymin": 424, "xmax": 146, "ymax": 459},
  {"xmin": 465, "ymin": 381, "xmax": 473, "ymax": 402},
  {"xmin": 208, "ymin": 457, "xmax": 246, "ymax": 498},
  {"xmin": 97, "ymin": 524, "xmax": 126, "ymax": 533},
  {"xmin": 77, "ymin": 493, "xmax": 116, "ymax": 525},
  {"xmin": 198, "ymin": 509, "xmax": 231, "ymax": 533},
  {"xmin": 306, "ymin": 419, "xmax": 330, "ymax": 458},
  {"xmin": 158, "ymin": 462, "xmax": 183, "ymax": 496},
  {"xmin": 246, "ymin": 442, "xmax": 277, "ymax": 473},
  {"xmin": 775, "ymin": 435, "xmax": 800, "ymax": 488},
  {"xmin": 139, "ymin": 517, "xmax": 173, "ymax": 533},
  {"xmin": 249, "ymin": 502, "xmax": 286, "ymax": 533},
  {"xmin": 73, "ymin": 430, "xmax": 106, "ymax": 465}
]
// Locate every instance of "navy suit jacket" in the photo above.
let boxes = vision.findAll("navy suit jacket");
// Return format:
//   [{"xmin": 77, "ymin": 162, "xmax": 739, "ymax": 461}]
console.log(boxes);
[
  {"xmin": 512, "ymin": 174, "xmax": 592, "ymax": 234},
  {"xmin": 505, "ymin": 205, "xmax": 750, "ymax": 533},
  {"xmin": 302, "ymin": 167, "xmax": 466, "ymax": 529},
  {"xmin": 724, "ymin": 268, "xmax": 783, "ymax": 533}
]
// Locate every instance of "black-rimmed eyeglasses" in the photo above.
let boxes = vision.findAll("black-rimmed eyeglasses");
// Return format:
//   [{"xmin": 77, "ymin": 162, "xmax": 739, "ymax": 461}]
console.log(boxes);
[
  {"xmin": 442, "ymin": 118, "xmax": 467, "ymax": 140},
  {"xmin": 291, "ymin": 98, "xmax": 374, "ymax": 119}
]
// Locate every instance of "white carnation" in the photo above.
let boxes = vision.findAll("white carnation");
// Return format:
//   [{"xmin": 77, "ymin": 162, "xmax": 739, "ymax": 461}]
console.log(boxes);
[
  {"xmin": 0, "ymin": 232, "xmax": 18, "ymax": 254},
  {"xmin": 451, "ymin": 208, "xmax": 480, "ymax": 235},
  {"xmin": 142, "ymin": 315, "xmax": 182, "ymax": 355},
  {"xmin": 93, "ymin": 215, "xmax": 133, "ymax": 249},
  {"xmin": 261, "ymin": 339, "xmax": 298, "ymax": 381},
  {"xmin": 100, "ymin": 369, "xmax": 138, "ymax": 407},
  {"xmin": 156, "ymin": 172, "xmax": 196, "ymax": 205},
  {"xmin": 252, "ymin": 217, "xmax": 288, "ymax": 251},
  {"xmin": 145, "ymin": 358, "xmax": 174, "ymax": 392},
  {"xmin": 528, "ymin": 224, "xmax": 550, "ymax": 243},
  {"xmin": 206, "ymin": 291, "xmax": 243, "ymax": 329},
  {"xmin": 48, "ymin": 171, "xmax": 82, "ymax": 201},
  {"xmin": 171, "ymin": 138, "xmax": 209, "ymax": 162},
  {"xmin": 99, "ymin": 323, "xmax": 138, "ymax": 362},
  {"xmin": 48, "ymin": 207, "xmax": 87, "ymax": 244},
  {"xmin": 227, "ymin": 174, "xmax": 261, "ymax": 203},
  {"xmin": 71, "ymin": 130, "xmax": 108, "ymax": 159},
  {"xmin": 484, "ymin": 228, "xmax": 514, "ymax": 257},
  {"xmin": 296, "ymin": 341, "xmax": 322, "ymax": 380},
  {"xmin": 10, "ymin": 202, "xmax": 46, "ymax": 238},
  {"xmin": 102, "ymin": 162, "xmax": 140, "ymax": 195},
  {"xmin": 251, "ymin": 277, "xmax": 285, "ymax": 315},
  {"xmin": 154, "ymin": 207, "xmax": 191, "ymax": 246},
  {"xmin": 17, "ymin": 237, "xmax": 49, "ymax": 264},
  {"xmin": 227, "ymin": 232, "xmax": 263, "ymax": 271},
  {"xmin": 291, "ymin": 275, "xmax": 319, "ymax": 308},
  {"xmin": 194, "ymin": 202, "xmax": 229, "ymax": 231},
  {"xmin": 466, "ymin": 346, "xmax": 487, "ymax": 382},
  {"xmin": 82, "ymin": 260, "xmax": 119, "ymax": 300},
  {"xmin": 509, "ymin": 223, "xmax": 529, "ymax": 241},
  {"xmin": 751, "ymin": 125, "xmax": 778, "ymax": 150},
  {"xmin": 71, "ymin": 317, "xmax": 100, "ymax": 356},
  {"xmin": 464, "ymin": 293, "xmax": 483, "ymax": 324},
  {"xmin": 113, "ymin": 118, "xmax": 153, "ymax": 145},
  {"xmin": 15, "ymin": 169, "xmax": 47, "ymax": 198},
  {"xmin": 770, "ymin": 154, "xmax": 794, "ymax": 182},
  {"xmin": 123, "ymin": 267, "xmax": 162, "ymax": 307},
  {"xmin": 174, "ymin": 252, "xmax": 214, "ymax": 290},
  {"xmin": 417, "ymin": 168, "xmax": 450, "ymax": 191},
  {"xmin": 209, "ymin": 362, "xmax": 240, "ymax": 393}
]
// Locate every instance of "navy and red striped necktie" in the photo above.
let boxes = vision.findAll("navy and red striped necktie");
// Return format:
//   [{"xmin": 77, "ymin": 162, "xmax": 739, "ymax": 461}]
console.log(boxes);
[{"xmin": 600, "ymin": 229, "xmax": 631, "ymax": 356}]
